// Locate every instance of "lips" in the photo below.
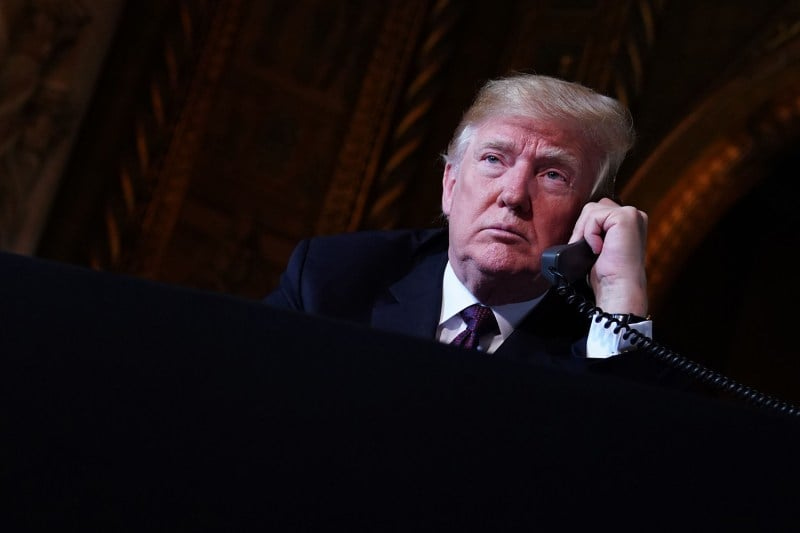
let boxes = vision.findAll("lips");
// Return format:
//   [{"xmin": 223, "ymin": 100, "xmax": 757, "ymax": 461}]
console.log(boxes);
[{"xmin": 484, "ymin": 225, "xmax": 528, "ymax": 242}]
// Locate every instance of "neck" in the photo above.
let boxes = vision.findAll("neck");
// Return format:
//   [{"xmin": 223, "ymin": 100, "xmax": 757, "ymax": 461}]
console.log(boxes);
[{"xmin": 460, "ymin": 270, "xmax": 550, "ymax": 306}]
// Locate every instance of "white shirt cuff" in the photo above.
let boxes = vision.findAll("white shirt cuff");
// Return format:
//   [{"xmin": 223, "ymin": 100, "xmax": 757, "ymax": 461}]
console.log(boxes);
[{"xmin": 586, "ymin": 314, "xmax": 652, "ymax": 359}]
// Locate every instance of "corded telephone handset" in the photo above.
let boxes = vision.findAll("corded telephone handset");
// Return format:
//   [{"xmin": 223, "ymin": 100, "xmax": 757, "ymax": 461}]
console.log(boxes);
[{"xmin": 541, "ymin": 240, "xmax": 800, "ymax": 419}]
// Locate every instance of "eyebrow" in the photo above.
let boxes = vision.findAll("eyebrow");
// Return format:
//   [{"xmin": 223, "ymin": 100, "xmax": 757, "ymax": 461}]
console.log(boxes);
[
  {"xmin": 474, "ymin": 139, "xmax": 517, "ymax": 154},
  {"xmin": 536, "ymin": 146, "xmax": 580, "ymax": 169}
]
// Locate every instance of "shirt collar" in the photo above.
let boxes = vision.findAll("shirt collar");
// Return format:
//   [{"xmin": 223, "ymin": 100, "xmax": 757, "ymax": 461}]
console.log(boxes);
[{"xmin": 439, "ymin": 261, "xmax": 545, "ymax": 339}]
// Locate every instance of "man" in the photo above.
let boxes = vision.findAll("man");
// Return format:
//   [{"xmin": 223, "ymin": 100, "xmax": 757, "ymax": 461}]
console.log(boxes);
[{"xmin": 265, "ymin": 73, "xmax": 668, "ymax": 382}]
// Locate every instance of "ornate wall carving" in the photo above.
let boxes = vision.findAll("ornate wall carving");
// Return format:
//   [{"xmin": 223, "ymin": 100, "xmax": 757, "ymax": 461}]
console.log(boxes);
[
  {"xmin": 0, "ymin": 0, "xmax": 121, "ymax": 253},
  {"xmin": 623, "ymin": 2, "xmax": 800, "ymax": 308}
]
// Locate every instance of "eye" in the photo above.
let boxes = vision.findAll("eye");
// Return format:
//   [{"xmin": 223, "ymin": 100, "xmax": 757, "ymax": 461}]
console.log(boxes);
[
  {"xmin": 484, "ymin": 154, "xmax": 501, "ymax": 164},
  {"xmin": 544, "ymin": 170, "xmax": 566, "ymax": 181}
]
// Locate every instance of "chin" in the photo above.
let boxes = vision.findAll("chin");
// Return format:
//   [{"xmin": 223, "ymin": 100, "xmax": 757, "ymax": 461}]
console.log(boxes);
[
  {"xmin": 475, "ymin": 256, "xmax": 537, "ymax": 279},
  {"xmin": 475, "ymin": 245, "xmax": 536, "ymax": 273}
]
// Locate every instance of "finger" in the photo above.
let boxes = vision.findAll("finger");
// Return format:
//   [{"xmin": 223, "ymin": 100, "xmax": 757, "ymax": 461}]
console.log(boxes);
[{"xmin": 570, "ymin": 202, "xmax": 609, "ymax": 252}]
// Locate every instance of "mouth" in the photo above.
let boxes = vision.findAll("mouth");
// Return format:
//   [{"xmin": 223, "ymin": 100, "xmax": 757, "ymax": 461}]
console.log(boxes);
[{"xmin": 484, "ymin": 225, "xmax": 529, "ymax": 243}]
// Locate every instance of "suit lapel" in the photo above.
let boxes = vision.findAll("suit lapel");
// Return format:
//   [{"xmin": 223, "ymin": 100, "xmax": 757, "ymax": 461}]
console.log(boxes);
[
  {"xmin": 495, "ymin": 293, "xmax": 557, "ymax": 359},
  {"xmin": 371, "ymin": 250, "xmax": 448, "ymax": 341},
  {"xmin": 495, "ymin": 289, "xmax": 590, "ymax": 371}
]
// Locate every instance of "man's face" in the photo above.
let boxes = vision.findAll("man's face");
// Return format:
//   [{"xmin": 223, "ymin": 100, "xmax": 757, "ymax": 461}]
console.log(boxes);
[{"xmin": 441, "ymin": 115, "xmax": 600, "ymax": 303}]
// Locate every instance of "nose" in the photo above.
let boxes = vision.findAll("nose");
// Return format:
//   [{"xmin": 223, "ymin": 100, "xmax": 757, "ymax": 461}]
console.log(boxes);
[{"xmin": 497, "ymin": 164, "xmax": 532, "ymax": 215}]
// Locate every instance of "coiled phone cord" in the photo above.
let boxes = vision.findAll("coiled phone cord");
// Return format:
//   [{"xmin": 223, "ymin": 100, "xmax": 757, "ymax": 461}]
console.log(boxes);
[{"xmin": 549, "ymin": 268, "xmax": 800, "ymax": 419}]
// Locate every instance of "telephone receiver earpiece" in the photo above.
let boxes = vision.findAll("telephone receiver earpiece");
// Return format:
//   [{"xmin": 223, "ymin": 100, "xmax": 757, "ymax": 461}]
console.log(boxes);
[{"xmin": 540, "ymin": 239, "xmax": 597, "ymax": 286}]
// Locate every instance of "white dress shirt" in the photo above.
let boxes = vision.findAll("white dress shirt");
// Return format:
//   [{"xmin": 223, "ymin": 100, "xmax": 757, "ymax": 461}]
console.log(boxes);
[{"xmin": 436, "ymin": 262, "xmax": 652, "ymax": 358}]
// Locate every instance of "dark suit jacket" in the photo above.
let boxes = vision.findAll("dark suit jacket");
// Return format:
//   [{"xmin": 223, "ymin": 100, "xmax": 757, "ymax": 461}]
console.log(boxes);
[{"xmin": 265, "ymin": 228, "xmax": 686, "ymax": 387}]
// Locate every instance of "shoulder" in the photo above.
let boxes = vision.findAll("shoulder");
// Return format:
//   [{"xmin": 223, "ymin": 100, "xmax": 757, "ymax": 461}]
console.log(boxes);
[
  {"xmin": 297, "ymin": 228, "xmax": 446, "ymax": 265},
  {"xmin": 303, "ymin": 228, "xmax": 445, "ymax": 250},
  {"xmin": 268, "ymin": 227, "xmax": 447, "ymax": 315},
  {"xmin": 282, "ymin": 227, "xmax": 447, "ymax": 291}
]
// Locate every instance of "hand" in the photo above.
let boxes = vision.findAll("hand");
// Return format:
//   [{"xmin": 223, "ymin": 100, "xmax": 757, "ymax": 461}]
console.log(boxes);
[{"xmin": 569, "ymin": 198, "xmax": 649, "ymax": 316}]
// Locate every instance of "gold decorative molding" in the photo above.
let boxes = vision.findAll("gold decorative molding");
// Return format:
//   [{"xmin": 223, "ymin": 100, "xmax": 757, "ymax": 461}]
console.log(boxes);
[
  {"xmin": 608, "ymin": 0, "xmax": 665, "ymax": 106},
  {"xmin": 315, "ymin": 0, "xmax": 431, "ymax": 235},
  {"xmin": 622, "ymin": 2, "xmax": 800, "ymax": 308},
  {"xmin": 90, "ymin": 1, "xmax": 239, "ymax": 275},
  {"xmin": 492, "ymin": 0, "xmax": 665, "ymax": 107},
  {"xmin": 362, "ymin": 0, "xmax": 461, "ymax": 230},
  {"xmin": 0, "ymin": 0, "xmax": 98, "ymax": 253},
  {"xmin": 130, "ymin": 0, "xmax": 242, "ymax": 278},
  {"xmin": 644, "ymin": 136, "xmax": 752, "ymax": 302},
  {"xmin": 624, "ymin": 79, "xmax": 800, "ymax": 309}
]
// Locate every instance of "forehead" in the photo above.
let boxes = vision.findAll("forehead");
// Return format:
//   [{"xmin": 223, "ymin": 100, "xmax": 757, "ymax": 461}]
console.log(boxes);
[{"xmin": 469, "ymin": 115, "xmax": 583, "ymax": 152}]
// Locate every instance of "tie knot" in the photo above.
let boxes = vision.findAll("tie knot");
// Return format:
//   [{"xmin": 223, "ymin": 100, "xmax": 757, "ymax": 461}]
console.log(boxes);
[
  {"xmin": 450, "ymin": 304, "xmax": 500, "ymax": 350},
  {"xmin": 459, "ymin": 304, "xmax": 498, "ymax": 338}
]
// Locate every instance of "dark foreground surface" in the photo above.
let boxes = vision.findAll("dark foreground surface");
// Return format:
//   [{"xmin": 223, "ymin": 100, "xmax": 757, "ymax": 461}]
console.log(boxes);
[{"xmin": 3, "ymin": 251, "xmax": 799, "ymax": 531}]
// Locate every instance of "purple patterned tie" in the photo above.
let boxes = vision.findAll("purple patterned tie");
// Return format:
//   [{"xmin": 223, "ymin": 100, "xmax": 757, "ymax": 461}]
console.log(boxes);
[{"xmin": 450, "ymin": 304, "xmax": 499, "ymax": 350}]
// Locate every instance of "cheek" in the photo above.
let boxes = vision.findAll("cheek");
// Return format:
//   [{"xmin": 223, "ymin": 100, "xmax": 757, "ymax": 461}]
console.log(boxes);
[
  {"xmin": 533, "ymin": 199, "xmax": 582, "ymax": 241},
  {"xmin": 451, "ymin": 183, "xmax": 490, "ymax": 218},
  {"xmin": 539, "ymin": 221, "xmax": 572, "ymax": 247},
  {"xmin": 448, "ymin": 195, "xmax": 486, "ymax": 248}
]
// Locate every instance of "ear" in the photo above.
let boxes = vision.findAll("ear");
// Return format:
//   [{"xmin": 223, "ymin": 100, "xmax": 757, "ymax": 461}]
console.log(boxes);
[{"xmin": 441, "ymin": 162, "xmax": 456, "ymax": 215}]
